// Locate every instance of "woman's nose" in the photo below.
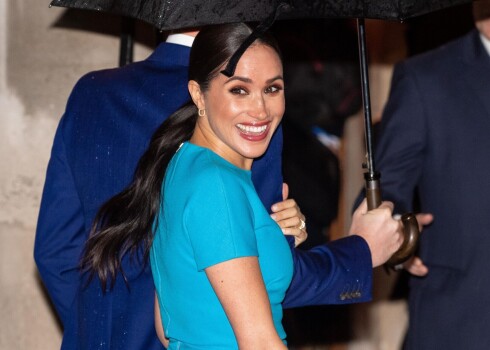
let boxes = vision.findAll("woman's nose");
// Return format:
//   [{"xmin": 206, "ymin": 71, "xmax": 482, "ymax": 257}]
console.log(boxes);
[{"xmin": 249, "ymin": 95, "xmax": 267, "ymax": 119}]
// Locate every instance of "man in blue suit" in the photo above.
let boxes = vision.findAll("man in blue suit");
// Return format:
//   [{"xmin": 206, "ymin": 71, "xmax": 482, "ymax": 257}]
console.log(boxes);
[
  {"xmin": 35, "ymin": 31, "xmax": 402, "ymax": 349},
  {"xmin": 368, "ymin": 2, "xmax": 490, "ymax": 348}
]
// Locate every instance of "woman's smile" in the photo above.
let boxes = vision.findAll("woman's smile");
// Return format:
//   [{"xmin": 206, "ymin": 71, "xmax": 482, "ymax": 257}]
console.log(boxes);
[{"xmin": 236, "ymin": 121, "xmax": 271, "ymax": 141}]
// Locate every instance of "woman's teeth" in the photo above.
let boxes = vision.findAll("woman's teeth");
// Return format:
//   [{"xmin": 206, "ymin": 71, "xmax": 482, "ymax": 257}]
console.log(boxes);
[{"xmin": 236, "ymin": 124, "xmax": 268, "ymax": 134}]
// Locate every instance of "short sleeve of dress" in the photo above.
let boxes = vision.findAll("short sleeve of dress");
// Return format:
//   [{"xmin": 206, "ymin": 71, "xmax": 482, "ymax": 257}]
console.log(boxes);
[{"xmin": 183, "ymin": 165, "xmax": 258, "ymax": 271}]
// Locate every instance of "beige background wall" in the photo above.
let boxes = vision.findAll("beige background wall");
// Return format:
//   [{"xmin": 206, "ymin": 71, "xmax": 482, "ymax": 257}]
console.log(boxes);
[{"xmin": 0, "ymin": 1, "xmax": 152, "ymax": 348}]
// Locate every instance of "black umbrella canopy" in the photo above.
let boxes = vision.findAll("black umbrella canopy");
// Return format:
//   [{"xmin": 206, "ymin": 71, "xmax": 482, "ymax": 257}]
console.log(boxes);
[{"xmin": 50, "ymin": 0, "xmax": 472, "ymax": 30}]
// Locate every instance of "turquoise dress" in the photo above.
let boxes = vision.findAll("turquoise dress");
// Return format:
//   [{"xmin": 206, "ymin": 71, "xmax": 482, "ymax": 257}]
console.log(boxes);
[{"xmin": 150, "ymin": 142, "xmax": 293, "ymax": 350}]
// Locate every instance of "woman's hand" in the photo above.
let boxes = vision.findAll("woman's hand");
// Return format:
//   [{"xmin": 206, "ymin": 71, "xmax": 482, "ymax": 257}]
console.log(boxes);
[{"xmin": 270, "ymin": 183, "xmax": 307, "ymax": 247}]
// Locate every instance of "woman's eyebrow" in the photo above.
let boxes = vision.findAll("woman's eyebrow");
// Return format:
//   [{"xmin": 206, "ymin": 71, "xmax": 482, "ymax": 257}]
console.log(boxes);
[
  {"xmin": 224, "ymin": 76, "xmax": 252, "ymax": 84},
  {"xmin": 224, "ymin": 75, "xmax": 283, "ymax": 84}
]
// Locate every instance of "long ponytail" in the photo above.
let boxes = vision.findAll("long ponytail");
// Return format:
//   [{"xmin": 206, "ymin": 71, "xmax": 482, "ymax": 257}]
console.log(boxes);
[{"xmin": 81, "ymin": 102, "xmax": 197, "ymax": 290}]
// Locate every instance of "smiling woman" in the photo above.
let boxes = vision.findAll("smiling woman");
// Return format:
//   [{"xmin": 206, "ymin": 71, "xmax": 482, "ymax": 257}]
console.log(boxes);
[{"xmin": 81, "ymin": 23, "xmax": 292, "ymax": 350}]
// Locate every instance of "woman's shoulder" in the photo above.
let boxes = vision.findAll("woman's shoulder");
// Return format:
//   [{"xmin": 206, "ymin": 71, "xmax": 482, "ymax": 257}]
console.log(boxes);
[
  {"xmin": 177, "ymin": 142, "xmax": 250, "ymax": 186},
  {"xmin": 165, "ymin": 143, "xmax": 254, "ymax": 212}
]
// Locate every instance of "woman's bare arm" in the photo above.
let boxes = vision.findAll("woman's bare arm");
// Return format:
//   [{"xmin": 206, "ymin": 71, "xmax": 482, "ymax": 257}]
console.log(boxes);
[{"xmin": 205, "ymin": 257, "xmax": 287, "ymax": 350}]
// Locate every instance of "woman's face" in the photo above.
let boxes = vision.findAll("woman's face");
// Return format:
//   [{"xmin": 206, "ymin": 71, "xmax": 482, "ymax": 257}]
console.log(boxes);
[{"xmin": 190, "ymin": 43, "xmax": 285, "ymax": 169}]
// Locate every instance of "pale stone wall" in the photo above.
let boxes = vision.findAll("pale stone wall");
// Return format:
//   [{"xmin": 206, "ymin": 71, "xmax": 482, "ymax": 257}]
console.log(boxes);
[{"xmin": 0, "ymin": 1, "xmax": 151, "ymax": 348}]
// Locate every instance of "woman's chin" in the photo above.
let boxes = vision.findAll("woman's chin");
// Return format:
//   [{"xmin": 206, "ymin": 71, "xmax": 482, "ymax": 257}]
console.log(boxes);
[{"xmin": 240, "ymin": 147, "xmax": 268, "ymax": 161}]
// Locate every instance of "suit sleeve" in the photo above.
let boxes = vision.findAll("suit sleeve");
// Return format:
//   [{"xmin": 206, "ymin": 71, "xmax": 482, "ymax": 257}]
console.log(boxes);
[
  {"xmin": 371, "ymin": 62, "xmax": 427, "ymax": 214},
  {"xmin": 283, "ymin": 235, "xmax": 372, "ymax": 308},
  {"xmin": 34, "ymin": 106, "xmax": 85, "ymax": 328}
]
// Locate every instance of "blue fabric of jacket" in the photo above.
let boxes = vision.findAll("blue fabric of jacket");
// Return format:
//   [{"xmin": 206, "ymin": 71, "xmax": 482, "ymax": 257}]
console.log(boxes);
[{"xmin": 35, "ymin": 42, "xmax": 372, "ymax": 350}]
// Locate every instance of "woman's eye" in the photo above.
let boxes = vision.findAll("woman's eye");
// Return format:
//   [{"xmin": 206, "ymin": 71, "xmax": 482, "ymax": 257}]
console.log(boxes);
[
  {"xmin": 229, "ymin": 87, "xmax": 247, "ymax": 95},
  {"xmin": 265, "ymin": 85, "xmax": 283, "ymax": 94}
]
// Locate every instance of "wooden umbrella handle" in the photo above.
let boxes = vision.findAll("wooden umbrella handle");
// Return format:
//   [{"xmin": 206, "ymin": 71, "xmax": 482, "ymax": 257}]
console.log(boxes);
[{"xmin": 385, "ymin": 213, "xmax": 420, "ymax": 267}]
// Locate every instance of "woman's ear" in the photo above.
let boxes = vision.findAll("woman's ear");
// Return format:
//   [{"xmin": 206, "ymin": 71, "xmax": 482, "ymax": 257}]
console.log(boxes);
[{"xmin": 188, "ymin": 81, "xmax": 205, "ymax": 110}]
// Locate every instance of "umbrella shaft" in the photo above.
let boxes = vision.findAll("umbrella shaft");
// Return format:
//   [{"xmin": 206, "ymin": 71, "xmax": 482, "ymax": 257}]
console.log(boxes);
[
  {"xmin": 119, "ymin": 17, "xmax": 135, "ymax": 67},
  {"xmin": 357, "ymin": 18, "xmax": 376, "ymax": 175}
]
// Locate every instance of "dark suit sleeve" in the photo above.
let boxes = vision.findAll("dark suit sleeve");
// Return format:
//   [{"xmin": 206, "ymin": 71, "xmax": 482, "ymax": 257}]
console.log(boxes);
[
  {"xmin": 371, "ymin": 62, "xmax": 427, "ymax": 214},
  {"xmin": 34, "ymin": 110, "xmax": 85, "ymax": 327},
  {"xmin": 283, "ymin": 235, "xmax": 372, "ymax": 308}
]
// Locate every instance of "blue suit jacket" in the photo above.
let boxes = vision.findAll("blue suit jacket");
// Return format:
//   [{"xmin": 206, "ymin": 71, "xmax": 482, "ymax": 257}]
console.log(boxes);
[
  {"xmin": 369, "ymin": 29, "xmax": 490, "ymax": 350},
  {"xmin": 35, "ymin": 42, "xmax": 372, "ymax": 350}
]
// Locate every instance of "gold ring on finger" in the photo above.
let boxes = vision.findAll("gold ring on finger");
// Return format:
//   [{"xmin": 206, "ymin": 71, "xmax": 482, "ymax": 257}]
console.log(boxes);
[{"xmin": 298, "ymin": 219, "xmax": 306, "ymax": 230}]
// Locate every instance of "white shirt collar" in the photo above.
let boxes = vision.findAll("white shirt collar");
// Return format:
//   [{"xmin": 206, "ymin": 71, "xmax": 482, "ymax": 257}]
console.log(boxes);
[
  {"xmin": 165, "ymin": 33, "xmax": 195, "ymax": 47},
  {"xmin": 480, "ymin": 33, "xmax": 490, "ymax": 57}
]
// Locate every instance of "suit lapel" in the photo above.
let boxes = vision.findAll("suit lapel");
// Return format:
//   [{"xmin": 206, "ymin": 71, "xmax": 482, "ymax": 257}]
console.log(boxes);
[{"xmin": 461, "ymin": 30, "xmax": 490, "ymax": 122}]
